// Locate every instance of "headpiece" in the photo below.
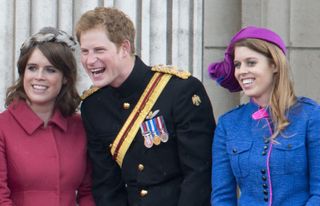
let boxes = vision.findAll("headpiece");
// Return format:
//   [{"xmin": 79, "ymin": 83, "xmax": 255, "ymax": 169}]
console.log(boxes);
[
  {"xmin": 207, "ymin": 26, "xmax": 286, "ymax": 92},
  {"xmin": 20, "ymin": 27, "xmax": 77, "ymax": 52}
]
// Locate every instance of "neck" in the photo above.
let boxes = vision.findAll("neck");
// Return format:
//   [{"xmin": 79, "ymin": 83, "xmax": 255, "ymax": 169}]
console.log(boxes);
[
  {"xmin": 111, "ymin": 55, "xmax": 135, "ymax": 88},
  {"xmin": 27, "ymin": 101, "xmax": 54, "ymax": 127},
  {"xmin": 255, "ymin": 100, "xmax": 268, "ymax": 108},
  {"xmin": 252, "ymin": 95, "xmax": 270, "ymax": 108}
]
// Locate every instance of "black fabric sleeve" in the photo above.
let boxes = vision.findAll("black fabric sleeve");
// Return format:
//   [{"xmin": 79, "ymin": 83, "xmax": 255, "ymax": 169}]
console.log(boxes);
[
  {"xmin": 81, "ymin": 105, "xmax": 128, "ymax": 206},
  {"xmin": 172, "ymin": 77, "xmax": 216, "ymax": 206}
]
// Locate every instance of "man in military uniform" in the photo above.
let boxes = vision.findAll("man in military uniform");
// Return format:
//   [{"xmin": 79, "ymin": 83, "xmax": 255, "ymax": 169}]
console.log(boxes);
[{"xmin": 76, "ymin": 7, "xmax": 215, "ymax": 206}]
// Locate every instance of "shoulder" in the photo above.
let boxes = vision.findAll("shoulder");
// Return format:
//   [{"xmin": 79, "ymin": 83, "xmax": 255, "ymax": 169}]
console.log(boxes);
[
  {"xmin": 213, "ymin": 104, "xmax": 250, "ymax": 139},
  {"xmin": 291, "ymin": 96, "xmax": 320, "ymax": 113},
  {"xmin": 296, "ymin": 97, "xmax": 320, "ymax": 116},
  {"xmin": 152, "ymin": 64, "xmax": 207, "ymax": 92},
  {"xmin": 69, "ymin": 112, "xmax": 82, "ymax": 121},
  {"xmin": 220, "ymin": 103, "xmax": 247, "ymax": 119},
  {"xmin": 296, "ymin": 96, "xmax": 319, "ymax": 106},
  {"xmin": 0, "ymin": 109, "xmax": 17, "ymax": 140},
  {"xmin": 0, "ymin": 109, "xmax": 13, "ymax": 127},
  {"xmin": 0, "ymin": 111, "xmax": 7, "ymax": 133},
  {"xmin": 216, "ymin": 103, "xmax": 250, "ymax": 128},
  {"xmin": 65, "ymin": 113, "xmax": 87, "ymax": 141},
  {"xmin": 80, "ymin": 85, "xmax": 100, "ymax": 101},
  {"xmin": 66, "ymin": 113, "xmax": 84, "ymax": 128},
  {"xmin": 152, "ymin": 65, "xmax": 208, "ymax": 99},
  {"xmin": 151, "ymin": 64, "xmax": 191, "ymax": 79},
  {"xmin": 286, "ymin": 97, "xmax": 320, "ymax": 123},
  {"xmin": 0, "ymin": 109, "xmax": 9, "ymax": 121}
]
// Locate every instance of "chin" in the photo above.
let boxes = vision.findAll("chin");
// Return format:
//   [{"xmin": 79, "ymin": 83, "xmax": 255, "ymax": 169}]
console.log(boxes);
[
  {"xmin": 243, "ymin": 91, "xmax": 256, "ymax": 97},
  {"xmin": 93, "ymin": 80, "xmax": 109, "ymax": 88}
]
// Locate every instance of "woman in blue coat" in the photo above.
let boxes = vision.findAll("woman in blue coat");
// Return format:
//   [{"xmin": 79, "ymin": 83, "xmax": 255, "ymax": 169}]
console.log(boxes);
[{"xmin": 208, "ymin": 26, "xmax": 320, "ymax": 205}]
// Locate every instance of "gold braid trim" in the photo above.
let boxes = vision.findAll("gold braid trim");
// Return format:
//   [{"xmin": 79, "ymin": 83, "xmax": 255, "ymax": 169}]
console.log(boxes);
[
  {"xmin": 151, "ymin": 64, "xmax": 191, "ymax": 79},
  {"xmin": 80, "ymin": 86, "xmax": 99, "ymax": 100}
]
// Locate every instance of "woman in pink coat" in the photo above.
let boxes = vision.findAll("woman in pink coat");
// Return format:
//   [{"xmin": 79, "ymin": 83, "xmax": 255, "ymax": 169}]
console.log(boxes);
[{"xmin": 0, "ymin": 27, "xmax": 95, "ymax": 206}]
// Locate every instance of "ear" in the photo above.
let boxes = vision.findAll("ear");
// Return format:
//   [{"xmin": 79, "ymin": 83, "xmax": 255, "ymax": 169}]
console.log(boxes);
[
  {"xmin": 271, "ymin": 63, "xmax": 278, "ymax": 73},
  {"xmin": 63, "ymin": 77, "xmax": 67, "ymax": 84},
  {"xmin": 120, "ymin": 39, "xmax": 131, "ymax": 57}
]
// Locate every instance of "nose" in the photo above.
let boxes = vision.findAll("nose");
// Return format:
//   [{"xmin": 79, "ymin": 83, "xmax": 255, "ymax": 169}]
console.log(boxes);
[
  {"xmin": 86, "ymin": 52, "xmax": 98, "ymax": 65},
  {"xmin": 35, "ymin": 69, "xmax": 45, "ymax": 79},
  {"xmin": 238, "ymin": 65, "xmax": 249, "ymax": 74}
]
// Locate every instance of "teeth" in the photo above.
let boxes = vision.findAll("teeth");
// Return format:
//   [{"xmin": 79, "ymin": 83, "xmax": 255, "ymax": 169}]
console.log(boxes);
[
  {"xmin": 242, "ymin": 79, "xmax": 253, "ymax": 84},
  {"xmin": 33, "ymin": 85, "xmax": 47, "ymax": 90},
  {"xmin": 91, "ymin": 67, "xmax": 104, "ymax": 73}
]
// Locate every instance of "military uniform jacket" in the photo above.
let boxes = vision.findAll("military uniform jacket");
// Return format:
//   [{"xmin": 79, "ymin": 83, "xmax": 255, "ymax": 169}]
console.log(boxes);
[{"xmin": 81, "ymin": 56, "xmax": 215, "ymax": 206}]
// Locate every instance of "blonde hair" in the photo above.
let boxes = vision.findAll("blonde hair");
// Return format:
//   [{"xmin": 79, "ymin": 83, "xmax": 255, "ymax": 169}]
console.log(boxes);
[{"xmin": 234, "ymin": 38, "xmax": 296, "ymax": 139}]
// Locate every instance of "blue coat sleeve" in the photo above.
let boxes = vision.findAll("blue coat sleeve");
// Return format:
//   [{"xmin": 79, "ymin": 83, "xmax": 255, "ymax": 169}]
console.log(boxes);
[
  {"xmin": 211, "ymin": 117, "xmax": 237, "ymax": 206},
  {"xmin": 306, "ymin": 105, "xmax": 320, "ymax": 205}
]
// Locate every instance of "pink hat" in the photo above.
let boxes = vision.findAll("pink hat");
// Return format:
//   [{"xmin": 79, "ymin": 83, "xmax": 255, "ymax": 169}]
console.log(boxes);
[{"xmin": 208, "ymin": 26, "xmax": 287, "ymax": 92}]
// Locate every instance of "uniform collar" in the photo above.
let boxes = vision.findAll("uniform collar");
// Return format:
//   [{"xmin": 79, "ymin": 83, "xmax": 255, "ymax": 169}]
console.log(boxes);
[
  {"xmin": 8, "ymin": 100, "xmax": 67, "ymax": 135},
  {"xmin": 113, "ymin": 56, "xmax": 151, "ymax": 98},
  {"xmin": 249, "ymin": 98, "xmax": 270, "ymax": 120}
]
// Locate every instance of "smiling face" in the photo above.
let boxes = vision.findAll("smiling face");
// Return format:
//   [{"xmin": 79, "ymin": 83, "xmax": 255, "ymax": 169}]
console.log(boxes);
[
  {"xmin": 23, "ymin": 48, "xmax": 65, "ymax": 111},
  {"xmin": 234, "ymin": 46, "xmax": 277, "ymax": 106},
  {"xmin": 79, "ymin": 27, "xmax": 130, "ymax": 88}
]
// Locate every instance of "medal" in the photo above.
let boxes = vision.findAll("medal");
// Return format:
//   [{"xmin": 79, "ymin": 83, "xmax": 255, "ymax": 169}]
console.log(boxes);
[
  {"xmin": 160, "ymin": 130, "xmax": 169, "ymax": 142},
  {"xmin": 153, "ymin": 134, "xmax": 161, "ymax": 145},
  {"xmin": 147, "ymin": 119, "xmax": 161, "ymax": 146},
  {"xmin": 144, "ymin": 132, "xmax": 153, "ymax": 148},
  {"xmin": 150, "ymin": 119, "xmax": 161, "ymax": 145},
  {"xmin": 155, "ymin": 116, "xmax": 169, "ymax": 142},
  {"xmin": 140, "ymin": 123, "xmax": 153, "ymax": 148}
]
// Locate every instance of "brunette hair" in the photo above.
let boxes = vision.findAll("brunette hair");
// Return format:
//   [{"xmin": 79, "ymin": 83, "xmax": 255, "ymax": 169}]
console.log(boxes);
[{"xmin": 6, "ymin": 41, "xmax": 80, "ymax": 116}]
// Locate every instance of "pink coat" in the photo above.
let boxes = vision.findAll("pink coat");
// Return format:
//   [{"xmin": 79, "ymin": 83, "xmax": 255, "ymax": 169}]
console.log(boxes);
[{"xmin": 0, "ymin": 100, "xmax": 95, "ymax": 206}]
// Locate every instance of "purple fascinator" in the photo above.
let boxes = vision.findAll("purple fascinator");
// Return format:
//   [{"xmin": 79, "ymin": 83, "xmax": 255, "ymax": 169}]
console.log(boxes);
[{"xmin": 208, "ymin": 26, "xmax": 287, "ymax": 92}]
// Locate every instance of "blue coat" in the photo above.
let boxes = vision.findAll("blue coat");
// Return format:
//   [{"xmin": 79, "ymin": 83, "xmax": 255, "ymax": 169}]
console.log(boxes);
[{"xmin": 211, "ymin": 97, "xmax": 320, "ymax": 206}]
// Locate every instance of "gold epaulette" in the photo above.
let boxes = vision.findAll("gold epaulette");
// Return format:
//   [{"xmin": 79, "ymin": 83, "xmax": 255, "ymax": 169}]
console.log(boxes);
[
  {"xmin": 81, "ymin": 86, "xmax": 99, "ymax": 100},
  {"xmin": 151, "ymin": 64, "xmax": 191, "ymax": 79}
]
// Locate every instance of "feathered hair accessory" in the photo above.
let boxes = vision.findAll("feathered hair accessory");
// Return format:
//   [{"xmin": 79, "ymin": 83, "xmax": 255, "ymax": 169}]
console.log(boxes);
[{"xmin": 20, "ymin": 27, "xmax": 77, "ymax": 52}]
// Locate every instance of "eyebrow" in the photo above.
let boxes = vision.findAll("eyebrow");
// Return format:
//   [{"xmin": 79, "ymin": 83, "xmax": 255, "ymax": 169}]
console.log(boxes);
[
  {"xmin": 26, "ymin": 63, "xmax": 54, "ymax": 67},
  {"xmin": 234, "ymin": 57, "xmax": 258, "ymax": 62},
  {"xmin": 26, "ymin": 63, "xmax": 37, "ymax": 66}
]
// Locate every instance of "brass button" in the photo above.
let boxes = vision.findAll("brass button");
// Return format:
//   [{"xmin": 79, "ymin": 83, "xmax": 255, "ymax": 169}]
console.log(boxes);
[
  {"xmin": 140, "ymin": 189, "xmax": 148, "ymax": 197},
  {"xmin": 123, "ymin": 102, "xmax": 130, "ymax": 109},
  {"xmin": 138, "ymin": 164, "xmax": 144, "ymax": 171}
]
